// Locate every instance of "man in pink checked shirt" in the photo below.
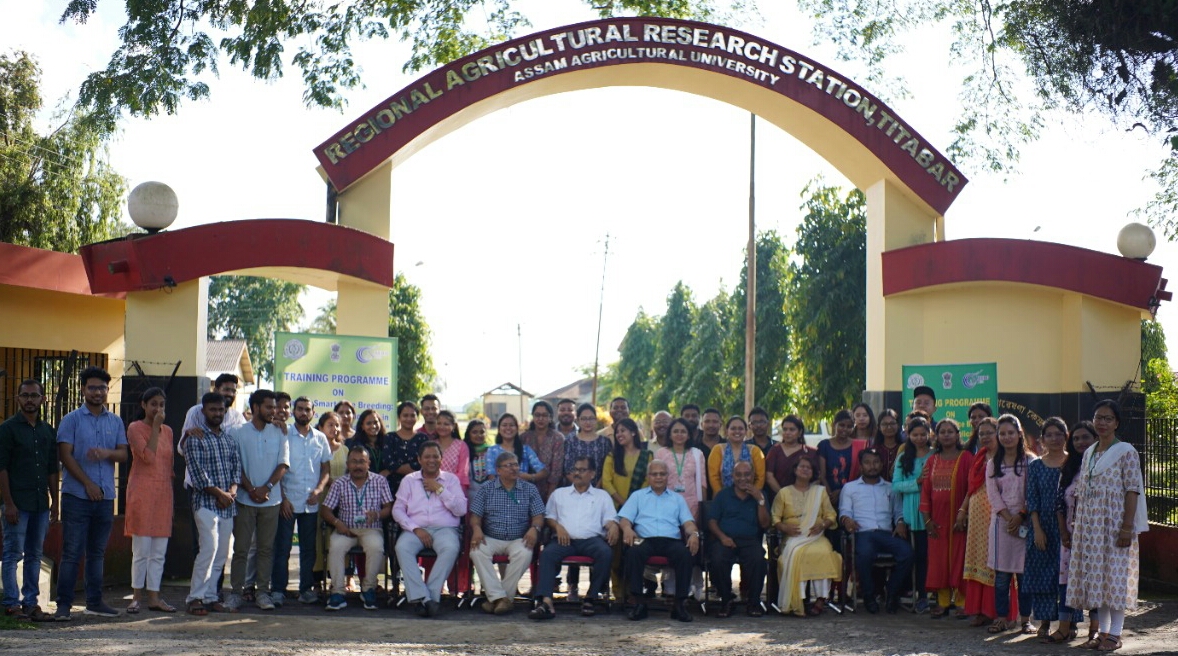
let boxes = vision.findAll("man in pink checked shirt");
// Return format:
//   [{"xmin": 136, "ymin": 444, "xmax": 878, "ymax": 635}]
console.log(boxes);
[{"xmin": 393, "ymin": 441, "xmax": 468, "ymax": 618}]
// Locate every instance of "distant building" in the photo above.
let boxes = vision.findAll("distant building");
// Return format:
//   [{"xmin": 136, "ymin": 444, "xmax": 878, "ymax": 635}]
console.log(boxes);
[
  {"xmin": 205, "ymin": 338, "xmax": 255, "ymax": 413},
  {"xmin": 481, "ymin": 382, "xmax": 532, "ymax": 426},
  {"xmin": 537, "ymin": 376, "xmax": 594, "ymax": 407}
]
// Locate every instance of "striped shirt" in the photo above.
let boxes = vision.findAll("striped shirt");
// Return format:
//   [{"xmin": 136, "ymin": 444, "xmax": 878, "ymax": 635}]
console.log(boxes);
[{"xmin": 185, "ymin": 428, "xmax": 242, "ymax": 519}]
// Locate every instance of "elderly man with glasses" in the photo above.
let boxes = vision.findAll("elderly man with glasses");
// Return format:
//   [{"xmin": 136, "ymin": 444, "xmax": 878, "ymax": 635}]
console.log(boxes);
[
  {"xmin": 469, "ymin": 451, "xmax": 545, "ymax": 615},
  {"xmin": 528, "ymin": 456, "xmax": 618, "ymax": 620}
]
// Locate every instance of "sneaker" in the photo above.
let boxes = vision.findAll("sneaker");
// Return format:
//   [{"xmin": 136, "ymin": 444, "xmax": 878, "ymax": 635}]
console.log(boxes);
[
  {"xmin": 54, "ymin": 605, "xmax": 72, "ymax": 621},
  {"xmin": 256, "ymin": 593, "xmax": 275, "ymax": 611},
  {"xmin": 362, "ymin": 589, "xmax": 377, "ymax": 610},
  {"xmin": 298, "ymin": 590, "xmax": 320, "ymax": 605},
  {"xmin": 224, "ymin": 593, "xmax": 245, "ymax": 612},
  {"xmin": 269, "ymin": 591, "xmax": 285, "ymax": 607},
  {"xmin": 915, "ymin": 597, "xmax": 930, "ymax": 614},
  {"xmin": 325, "ymin": 594, "xmax": 347, "ymax": 611},
  {"xmin": 84, "ymin": 601, "xmax": 120, "ymax": 617}
]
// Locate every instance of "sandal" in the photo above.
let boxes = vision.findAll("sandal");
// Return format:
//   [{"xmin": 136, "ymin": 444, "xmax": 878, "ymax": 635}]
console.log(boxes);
[
  {"xmin": 930, "ymin": 604, "xmax": 947, "ymax": 619},
  {"xmin": 1037, "ymin": 623, "xmax": 1051, "ymax": 639},
  {"xmin": 527, "ymin": 604, "xmax": 555, "ymax": 620},
  {"xmin": 126, "ymin": 600, "xmax": 141, "ymax": 614},
  {"xmin": 148, "ymin": 599, "xmax": 176, "ymax": 613},
  {"xmin": 1097, "ymin": 634, "xmax": 1122, "ymax": 652},
  {"xmin": 1042, "ymin": 629, "xmax": 1077, "ymax": 644},
  {"xmin": 1021, "ymin": 620, "xmax": 1037, "ymax": 634},
  {"xmin": 988, "ymin": 619, "xmax": 1010, "ymax": 634},
  {"xmin": 808, "ymin": 598, "xmax": 827, "ymax": 616},
  {"xmin": 186, "ymin": 600, "xmax": 208, "ymax": 616},
  {"xmin": 970, "ymin": 614, "xmax": 992, "ymax": 627},
  {"xmin": 207, "ymin": 601, "xmax": 236, "ymax": 613},
  {"xmin": 1081, "ymin": 632, "xmax": 1106, "ymax": 650},
  {"xmin": 581, "ymin": 600, "xmax": 596, "ymax": 617}
]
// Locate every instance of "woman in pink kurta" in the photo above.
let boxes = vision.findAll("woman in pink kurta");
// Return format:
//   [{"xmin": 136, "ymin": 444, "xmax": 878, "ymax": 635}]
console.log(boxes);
[
  {"xmin": 985, "ymin": 414, "xmax": 1034, "ymax": 633},
  {"xmin": 653, "ymin": 418, "xmax": 707, "ymax": 600},
  {"xmin": 124, "ymin": 387, "xmax": 175, "ymax": 613},
  {"xmin": 433, "ymin": 410, "xmax": 472, "ymax": 597}
]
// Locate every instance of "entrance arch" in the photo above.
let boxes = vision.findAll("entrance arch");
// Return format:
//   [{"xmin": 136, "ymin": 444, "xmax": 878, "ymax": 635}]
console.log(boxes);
[{"xmin": 316, "ymin": 16, "xmax": 970, "ymax": 393}]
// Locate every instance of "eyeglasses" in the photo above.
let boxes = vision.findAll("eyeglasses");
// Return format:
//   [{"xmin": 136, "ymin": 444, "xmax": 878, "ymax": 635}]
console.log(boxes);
[
  {"xmin": 647, "ymin": 471, "xmax": 668, "ymax": 477},
  {"xmin": 498, "ymin": 462, "xmax": 520, "ymax": 469},
  {"xmin": 1093, "ymin": 414, "xmax": 1116, "ymax": 423},
  {"xmin": 85, "ymin": 385, "xmax": 109, "ymax": 392},
  {"xmin": 17, "ymin": 393, "xmax": 43, "ymax": 400}
]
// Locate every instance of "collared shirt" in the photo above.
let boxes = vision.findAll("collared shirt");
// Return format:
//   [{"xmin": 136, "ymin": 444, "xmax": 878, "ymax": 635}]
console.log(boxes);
[
  {"xmin": 470, "ymin": 478, "xmax": 544, "ymax": 541},
  {"xmin": 233, "ymin": 421, "xmax": 290, "ymax": 508},
  {"xmin": 710, "ymin": 486, "xmax": 763, "ymax": 539},
  {"xmin": 179, "ymin": 403, "xmax": 246, "ymax": 489},
  {"xmin": 0, "ymin": 414, "xmax": 59, "ymax": 512},
  {"xmin": 617, "ymin": 486, "xmax": 694, "ymax": 539},
  {"xmin": 282, "ymin": 426, "xmax": 331, "ymax": 513},
  {"xmin": 323, "ymin": 473, "xmax": 393, "ymax": 530},
  {"xmin": 57, "ymin": 405, "xmax": 126, "ymax": 500},
  {"xmin": 393, "ymin": 470, "xmax": 468, "ymax": 532},
  {"xmin": 186, "ymin": 427, "xmax": 242, "ymax": 519},
  {"xmin": 545, "ymin": 485, "xmax": 614, "ymax": 540},
  {"xmin": 838, "ymin": 477, "xmax": 902, "ymax": 532}
]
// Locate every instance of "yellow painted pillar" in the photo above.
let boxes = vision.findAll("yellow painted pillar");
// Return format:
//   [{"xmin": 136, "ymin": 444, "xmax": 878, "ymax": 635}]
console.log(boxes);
[
  {"xmin": 335, "ymin": 161, "xmax": 393, "ymax": 338},
  {"xmin": 865, "ymin": 178, "xmax": 940, "ymax": 391},
  {"xmin": 124, "ymin": 278, "xmax": 208, "ymax": 377}
]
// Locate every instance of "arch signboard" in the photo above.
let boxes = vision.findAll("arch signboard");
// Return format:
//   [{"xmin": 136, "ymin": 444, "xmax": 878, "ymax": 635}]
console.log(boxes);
[{"xmin": 314, "ymin": 17, "xmax": 967, "ymax": 215}]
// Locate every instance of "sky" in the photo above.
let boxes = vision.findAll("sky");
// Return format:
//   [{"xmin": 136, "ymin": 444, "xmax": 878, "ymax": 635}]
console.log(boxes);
[{"xmin": 3, "ymin": 1, "xmax": 1176, "ymax": 408}]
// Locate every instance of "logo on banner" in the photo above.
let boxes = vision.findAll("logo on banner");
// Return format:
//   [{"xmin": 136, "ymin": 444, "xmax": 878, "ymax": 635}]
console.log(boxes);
[
  {"xmin": 906, "ymin": 373, "xmax": 925, "ymax": 389},
  {"xmin": 356, "ymin": 345, "xmax": 392, "ymax": 364},
  {"xmin": 962, "ymin": 370, "xmax": 990, "ymax": 389},
  {"xmin": 283, "ymin": 338, "xmax": 306, "ymax": 361}
]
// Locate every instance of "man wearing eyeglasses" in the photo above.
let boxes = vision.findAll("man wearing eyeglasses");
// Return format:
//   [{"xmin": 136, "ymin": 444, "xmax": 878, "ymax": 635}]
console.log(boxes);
[
  {"xmin": 0, "ymin": 379, "xmax": 59, "ymax": 622},
  {"xmin": 54, "ymin": 366, "xmax": 128, "ymax": 620},
  {"xmin": 469, "ymin": 451, "xmax": 544, "ymax": 615},
  {"xmin": 528, "ymin": 456, "xmax": 618, "ymax": 620}
]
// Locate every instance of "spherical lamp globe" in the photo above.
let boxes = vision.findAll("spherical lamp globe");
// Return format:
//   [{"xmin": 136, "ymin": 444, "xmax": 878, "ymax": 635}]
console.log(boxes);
[
  {"xmin": 127, "ymin": 181, "xmax": 179, "ymax": 233},
  {"xmin": 1116, "ymin": 222, "xmax": 1156, "ymax": 260}
]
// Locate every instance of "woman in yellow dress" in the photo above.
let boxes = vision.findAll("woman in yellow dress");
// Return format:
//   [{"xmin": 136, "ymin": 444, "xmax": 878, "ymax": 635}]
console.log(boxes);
[
  {"xmin": 772, "ymin": 457, "xmax": 841, "ymax": 617},
  {"xmin": 601, "ymin": 418, "xmax": 652, "ymax": 601}
]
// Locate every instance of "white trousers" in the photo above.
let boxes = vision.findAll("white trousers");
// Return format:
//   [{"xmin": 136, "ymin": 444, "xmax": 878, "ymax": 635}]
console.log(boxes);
[
  {"xmin": 328, "ymin": 528, "xmax": 384, "ymax": 594},
  {"xmin": 470, "ymin": 536, "xmax": 531, "ymax": 602},
  {"xmin": 188, "ymin": 508, "xmax": 233, "ymax": 603},
  {"xmin": 131, "ymin": 534, "xmax": 169, "ymax": 591}
]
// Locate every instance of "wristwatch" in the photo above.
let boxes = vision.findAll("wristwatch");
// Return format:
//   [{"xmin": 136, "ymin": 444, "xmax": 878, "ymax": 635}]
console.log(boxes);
[
  {"xmin": 757, "ymin": 498, "xmax": 765, "ymax": 506},
  {"xmin": 265, "ymin": 482, "xmax": 274, "ymax": 490}
]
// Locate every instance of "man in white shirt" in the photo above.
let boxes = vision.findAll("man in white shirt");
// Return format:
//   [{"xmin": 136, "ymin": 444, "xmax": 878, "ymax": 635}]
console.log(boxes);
[
  {"xmin": 270, "ymin": 397, "xmax": 330, "ymax": 606},
  {"xmin": 528, "ymin": 456, "xmax": 618, "ymax": 619},
  {"xmin": 837, "ymin": 449, "xmax": 913, "ymax": 614}
]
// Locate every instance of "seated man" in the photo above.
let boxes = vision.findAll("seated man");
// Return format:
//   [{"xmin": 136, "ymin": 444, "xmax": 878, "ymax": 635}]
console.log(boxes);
[
  {"xmin": 319, "ymin": 446, "xmax": 393, "ymax": 611},
  {"xmin": 837, "ymin": 448, "xmax": 913, "ymax": 614},
  {"xmin": 529, "ymin": 456, "xmax": 618, "ymax": 620},
  {"xmin": 614, "ymin": 459, "xmax": 700, "ymax": 623},
  {"xmin": 393, "ymin": 441, "xmax": 467, "ymax": 618},
  {"xmin": 469, "ymin": 451, "xmax": 545, "ymax": 615},
  {"xmin": 707, "ymin": 461, "xmax": 770, "ymax": 617}
]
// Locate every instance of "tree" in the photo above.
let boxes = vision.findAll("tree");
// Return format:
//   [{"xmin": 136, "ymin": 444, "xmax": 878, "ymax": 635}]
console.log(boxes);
[
  {"xmin": 786, "ymin": 179, "xmax": 867, "ymax": 423},
  {"xmin": 727, "ymin": 230, "xmax": 793, "ymax": 417},
  {"xmin": 676, "ymin": 289, "xmax": 739, "ymax": 412},
  {"xmin": 1142, "ymin": 319, "xmax": 1178, "ymax": 417},
  {"xmin": 0, "ymin": 50, "xmax": 128, "ymax": 253},
  {"xmin": 649, "ymin": 282, "xmax": 696, "ymax": 412},
  {"xmin": 207, "ymin": 275, "xmax": 306, "ymax": 382},
  {"xmin": 615, "ymin": 309, "xmax": 659, "ymax": 414},
  {"xmin": 60, "ymin": 0, "xmax": 740, "ymax": 131},
  {"xmin": 800, "ymin": 1, "xmax": 1178, "ymax": 234},
  {"xmin": 311, "ymin": 272, "xmax": 437, "ymax": 400}
]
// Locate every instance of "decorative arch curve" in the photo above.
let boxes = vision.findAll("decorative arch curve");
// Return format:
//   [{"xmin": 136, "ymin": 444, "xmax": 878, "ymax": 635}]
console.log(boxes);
[{"xmin": 315, "ymin": 17, "xmax": 967, "ymax": 215}]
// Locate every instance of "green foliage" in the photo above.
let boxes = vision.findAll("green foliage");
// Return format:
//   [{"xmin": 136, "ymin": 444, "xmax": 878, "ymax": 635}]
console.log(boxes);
[
  {"xmin": 208, "ymin": 275, "xmax": 306, "ymax": 382},
  {"xmin": 1145, "ymin": 358, "xmax": 1178, "ymax": 418},
  {"xmin": 311, "ymin": 272, "xmax": 437, "ymax": 401},
  {"xmin": 1143, "ymin": 319, "xmax": 1169, "ymax": 372},
  {"xmin": 615, "ymin": 309, "xmax": 658, "ymax": 414},
  {"xmin": 786, "ymin": 178, "xmax": 866, "ymax": 425},
  {"xmin": 728, "ymin": 230, "xmax": 793, "ymax": 417},
  {"xmin": 0, "ymin": 50, "xmax": 128, "ymax": 253},
  {"xmin": 676, "ymin": 289, "xmax": 739, "ymax": 413},
  {"xmin": 61, "ymin": 0, "xmax": 747, "ymax": 130},
  {"xmin": 649, "ymin": 282, "xmax": 696, "ymax": 411}
]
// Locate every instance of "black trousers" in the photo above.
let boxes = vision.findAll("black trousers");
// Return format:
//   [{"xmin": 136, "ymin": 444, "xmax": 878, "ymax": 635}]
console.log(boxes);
[
  {"xmin": 624, "ymin": 538, "xmax": 693, "ymax": 600},
  {"xmin": 710, "ymin": 536, "xmax": 766, "ymax": 602}
]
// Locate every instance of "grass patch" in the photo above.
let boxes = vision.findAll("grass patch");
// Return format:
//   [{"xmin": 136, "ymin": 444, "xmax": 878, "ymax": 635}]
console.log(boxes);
[{"xmin": 0, "ymin": 614, "xmax": 36, "ymax": 630}]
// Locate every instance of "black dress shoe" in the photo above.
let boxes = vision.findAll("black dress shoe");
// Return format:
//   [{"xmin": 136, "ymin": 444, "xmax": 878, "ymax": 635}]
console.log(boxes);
[
  {"xmin": 866, "ymin": 600, "xmax": 881, "ymax": 614},
  {"xmin": 415, "ymin": 601, "xmax": 429, "ymax": 617},
  {"xmin": 628, "ymin": 602, "xmax": 649, "ymax": 621},
  {"xmin": 643, "ymin": 580, "xmax": 658, "ymax": 597},
  {"xmin": 747, "ymin": 603, "xmax": 764, "ymax": 617},
  {"xmin": 716, "ymin": 599, "xmax": 733, "ymax": 618},
  {"xmin": 671, "ymin": 600, "xmax": 694, "ymax": 623},
  {"xmin": 886, "ymin": 597, "xmax": 900, "ymax": 614}
]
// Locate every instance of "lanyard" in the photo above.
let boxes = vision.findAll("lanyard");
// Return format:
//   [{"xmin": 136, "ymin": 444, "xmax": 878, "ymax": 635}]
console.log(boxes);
[
  {"xmin": 352, "ymin": 478, "xmax": 370, "ymax": 511},
  {"xmin": 671, "ymin": 449, "xmax": 687, "ymax": 478}
]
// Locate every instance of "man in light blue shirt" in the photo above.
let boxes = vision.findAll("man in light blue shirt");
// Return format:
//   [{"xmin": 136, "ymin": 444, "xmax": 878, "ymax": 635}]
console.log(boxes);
[
  {"xmin": 271, "ymin": 397, "xmax": 330, "ymax": 605},
  {"xmin": 838, "ymin": 448, "xmax": 913, "ymax": 614},
  {"xmin": 613, "ymin": 460, "xmax": 700, "ymax": 623},
  {"xmin": 226, "ymin": 389, "xmax": 289, "ymax": 611},
  {"xmin": 54, "ymin": 366, "xmax": 128, "ymax": 620}
]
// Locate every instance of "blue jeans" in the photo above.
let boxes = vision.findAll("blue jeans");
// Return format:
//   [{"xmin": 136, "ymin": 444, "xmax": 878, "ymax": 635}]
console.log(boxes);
[
  {"xmin": 272, "ymin": 512, "xmax": 319, "ymax": 593},
  {"xmin": 994, "ymin": 571, "xmax": 1031, "ymax": 619},
  {"xmin": 853, "ymin": 529, "xmax": 914, "ymax": 601},
  {"xmin": 56, "ymin": 495, "xmax": 114, "ymax": 607},
  {"xmin": 2, "ymin": 507, "xmax": 50, "ymax": 608}
]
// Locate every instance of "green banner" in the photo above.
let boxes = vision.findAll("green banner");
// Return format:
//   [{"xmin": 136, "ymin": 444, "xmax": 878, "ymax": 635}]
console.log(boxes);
[
  {"xmin": 901, "ymin": 362, "xmax": 998, "ymax": 439},
  {"xmin": 274, "ymin": 332, "xmax": 398, "ymax": 426}
]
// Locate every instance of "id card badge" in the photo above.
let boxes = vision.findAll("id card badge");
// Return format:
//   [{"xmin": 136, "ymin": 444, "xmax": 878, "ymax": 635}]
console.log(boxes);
[
  {"xmin": 673, "ymin": 485, "xmax": 685, "ymax": 493},
  {"xmin": 355, "ymin": 514, "xmax": 368, "ymax": 525}
]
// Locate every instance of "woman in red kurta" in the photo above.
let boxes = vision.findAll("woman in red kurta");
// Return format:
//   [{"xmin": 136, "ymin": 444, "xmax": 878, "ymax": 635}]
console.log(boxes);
[
  {"xmin": 124, "ymin": 387, "xmax": 175, "ymax": 613},
  {"xmin": 920, "ymin": 419, "xmax": 973, "ymax": 616}
]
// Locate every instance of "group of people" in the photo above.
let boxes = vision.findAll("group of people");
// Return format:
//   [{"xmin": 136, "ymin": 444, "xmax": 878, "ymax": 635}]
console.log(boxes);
[{"xmin": 0, "ymin": 375, "xmax": 1146, "ymax": 652}]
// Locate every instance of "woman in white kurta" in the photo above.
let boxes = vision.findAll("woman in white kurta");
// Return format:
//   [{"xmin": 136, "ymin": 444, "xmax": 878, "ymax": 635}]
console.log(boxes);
[{"xmin": 1066, "ymin": 401, "xmax": 1147, "ymax": 652}]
